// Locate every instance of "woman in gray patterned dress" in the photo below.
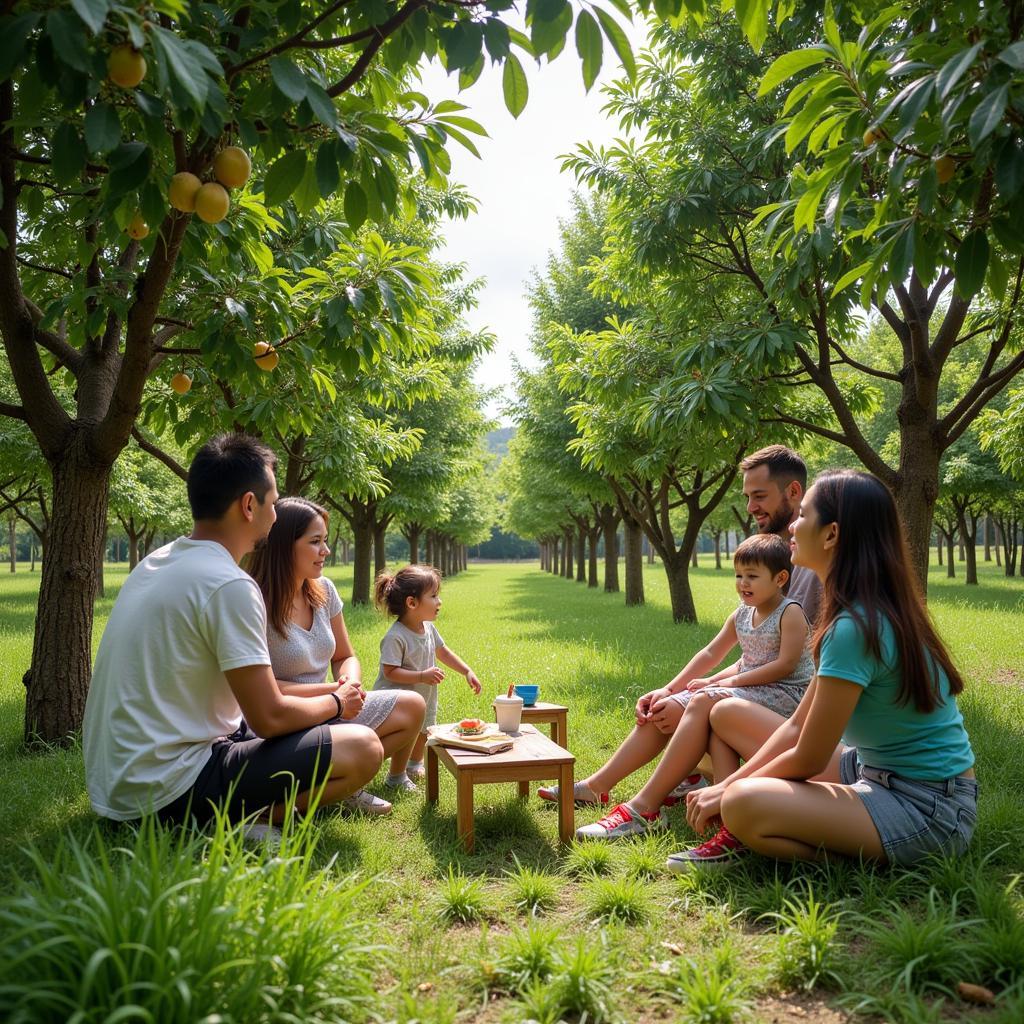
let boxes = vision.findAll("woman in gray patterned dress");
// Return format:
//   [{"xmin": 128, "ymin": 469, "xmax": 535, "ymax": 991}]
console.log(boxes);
[{"xmin": 248, "ymin": 498, "xmax": 425, "ymax": 815}]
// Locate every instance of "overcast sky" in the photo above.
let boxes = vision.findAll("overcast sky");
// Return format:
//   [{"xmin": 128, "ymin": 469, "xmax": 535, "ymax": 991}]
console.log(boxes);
[{"xmin": 416, "ymin": 17, "xmax": 649, "ymax": 424}]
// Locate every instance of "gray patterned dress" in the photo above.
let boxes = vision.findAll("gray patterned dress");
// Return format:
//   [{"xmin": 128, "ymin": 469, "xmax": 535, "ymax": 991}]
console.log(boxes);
[{"xmin": 671, "ymin": 597, "xmax": 813, "ymax": 716}]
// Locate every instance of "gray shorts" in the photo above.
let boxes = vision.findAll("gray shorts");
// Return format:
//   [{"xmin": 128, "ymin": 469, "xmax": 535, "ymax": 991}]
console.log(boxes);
[
  {"xmin": 334, "ymin": 690, "xmax": 398, "ymax": 731},
  {"xmin": 839, "ymin": 748, "xmax": 979, "ymax": 865}
]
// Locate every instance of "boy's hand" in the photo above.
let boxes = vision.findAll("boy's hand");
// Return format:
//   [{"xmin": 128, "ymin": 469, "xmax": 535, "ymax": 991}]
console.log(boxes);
[
  {"xmin": 421, "ymin": 667, "xmax": 445, "ymax": 686},
  {"xmin": 686, "ymin": 678, "xmax": 713, "ymax": 692},
  {"xmin": 466, "ymin": 670, "xmax": 482, "ymax": 695}
]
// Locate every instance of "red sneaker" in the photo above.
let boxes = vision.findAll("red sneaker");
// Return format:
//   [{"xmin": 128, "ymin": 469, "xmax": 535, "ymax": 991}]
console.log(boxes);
[
  {"xmin": 537, "ymin": 782, "xmax": 609, "ymax": 806},
  {"xmin": 665, "ymin": 826, "xmax": 748, "ymax": 872}
]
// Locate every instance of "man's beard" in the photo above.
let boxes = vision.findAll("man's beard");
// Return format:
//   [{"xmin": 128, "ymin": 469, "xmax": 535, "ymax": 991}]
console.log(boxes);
[{"xmin": 761, "ymin": 496, "xmax": 795, "ymax": 536}]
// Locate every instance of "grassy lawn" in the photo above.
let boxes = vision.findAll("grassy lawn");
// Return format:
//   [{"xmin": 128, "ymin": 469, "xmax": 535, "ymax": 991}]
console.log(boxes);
[{"xmin": 0, "ymin": 557, "xmax": 1022, "ymax": 1023}]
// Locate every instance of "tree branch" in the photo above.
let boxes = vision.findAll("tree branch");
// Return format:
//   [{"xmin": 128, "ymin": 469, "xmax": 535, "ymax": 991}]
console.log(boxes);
[
  {"xmin": 131, "ymin": 428, "xmax": 188, "ymax": 482},
  {"xmin": 828, "ymin": 338, "xmax": 902, "ymax": 381},
  {"xmin": 15, "ymin": 255, "xmax": 73, "ymax": 280}
]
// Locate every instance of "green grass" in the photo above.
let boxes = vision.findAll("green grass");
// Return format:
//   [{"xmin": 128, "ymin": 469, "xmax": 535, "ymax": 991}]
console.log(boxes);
[{"xmin": 1, "ymin": 555, "xmax": 1022, "ymax": 1021}]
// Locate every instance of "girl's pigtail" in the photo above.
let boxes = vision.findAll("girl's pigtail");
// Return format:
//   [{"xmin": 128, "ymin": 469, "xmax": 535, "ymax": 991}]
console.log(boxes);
[{"xmin": 373, "ymin": 571, "xmax": 395, "ymax": 613}]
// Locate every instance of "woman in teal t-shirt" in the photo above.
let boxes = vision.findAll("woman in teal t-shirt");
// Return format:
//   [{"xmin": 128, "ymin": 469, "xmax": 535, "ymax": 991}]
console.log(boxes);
[{"xmin": 674, "ymin": 470, "xmax": 977, "ymax": 871}]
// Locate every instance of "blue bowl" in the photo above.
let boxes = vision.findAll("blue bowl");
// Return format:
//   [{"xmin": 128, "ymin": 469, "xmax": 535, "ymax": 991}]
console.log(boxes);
[{"xmin": 514, "ymin": 685, "xmax": 539, "ymax": 707}]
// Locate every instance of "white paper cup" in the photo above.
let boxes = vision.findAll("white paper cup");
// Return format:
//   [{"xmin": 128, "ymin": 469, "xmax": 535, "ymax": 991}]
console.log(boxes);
[{"xmin": 494, "ymin": 694, "xmax": 524, "ymax": 732}]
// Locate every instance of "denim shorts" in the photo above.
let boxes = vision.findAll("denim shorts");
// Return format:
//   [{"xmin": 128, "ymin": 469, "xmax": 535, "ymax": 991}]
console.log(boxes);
[{"xmin": 839, "ymin": 748, "xmax": 979, "ymax": 865}]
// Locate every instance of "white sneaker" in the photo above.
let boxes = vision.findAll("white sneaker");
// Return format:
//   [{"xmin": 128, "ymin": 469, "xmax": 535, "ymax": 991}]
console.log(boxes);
[
  {"xmin": 662, "ymin": 773, "xmax": 708, "ymax": 807},
  {"xmin": 538, "ymin": 781, "xmax": 610, "ymax": 806},
  {"xmin": 576, "ymin": 803, "xmax": 668, "ymax": 841},
  {"xmin": 385, "ymin": 774, "xmax": 419, "ymax": 793},
  {"xmin": 406, "ymin": 762, "xmax": 426, "ymax": 782},
  {"xmin": 341, "ymin": 789, "xmax": 392, "ymax": 816}
]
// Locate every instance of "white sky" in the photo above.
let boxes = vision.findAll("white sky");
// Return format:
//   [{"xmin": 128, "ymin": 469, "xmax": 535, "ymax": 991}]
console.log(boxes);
[{"xmin": 417, "ymin": 16, "xmax": 649, "ymax": 423}]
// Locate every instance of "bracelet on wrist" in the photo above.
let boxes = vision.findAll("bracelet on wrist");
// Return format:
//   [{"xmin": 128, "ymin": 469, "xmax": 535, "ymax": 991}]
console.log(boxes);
[{"xmin": 329, "ymin": 691, "xmax": 342, "ymax": 719}]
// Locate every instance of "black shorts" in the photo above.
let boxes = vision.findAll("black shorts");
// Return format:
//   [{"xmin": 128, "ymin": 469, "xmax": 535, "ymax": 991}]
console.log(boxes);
[{"xmin": 157, "ymin": 723, "xmax": 333, "ymax": 826}]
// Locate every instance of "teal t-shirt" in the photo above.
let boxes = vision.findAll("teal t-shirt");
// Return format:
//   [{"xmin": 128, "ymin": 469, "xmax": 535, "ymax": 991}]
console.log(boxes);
[{"xmin": 817, "ymin": 611, "xmax": 974, "ymax": 781}]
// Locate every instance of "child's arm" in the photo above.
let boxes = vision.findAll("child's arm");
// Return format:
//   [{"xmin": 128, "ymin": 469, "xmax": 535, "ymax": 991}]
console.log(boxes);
[
  {"xmin": 437, "ymin": 645, "xmax": 482, "ymax": 694},
  {"xmin": 383, "ymin": 663, "xmax": 445, "ymax": 686},
  {"xmin": 661, "ymin": 614, "xmax": 739, "ymax": 695},
  {"xmin": 691, "ymin": 603, "xmax": 808, "ymax": 691}
]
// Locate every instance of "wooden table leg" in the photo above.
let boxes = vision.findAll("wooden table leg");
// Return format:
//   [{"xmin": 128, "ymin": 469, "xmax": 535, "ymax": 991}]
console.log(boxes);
[
  {"xmin": 426, "ymin": 745, "xmax": 439, "ymax": 804},
  {"xmin": 518, "ymin": 780, "xmax": 530, "ymax": 799},
  {"xmin": 557, "ymin": 761, "xmax": 574, "ymax": 846},
  {"xmin": 456, "ymin": 771, "xmax": 475, "ymax": 853}
]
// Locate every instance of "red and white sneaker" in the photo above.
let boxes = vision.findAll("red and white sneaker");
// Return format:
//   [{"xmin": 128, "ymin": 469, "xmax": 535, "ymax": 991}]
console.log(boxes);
[
  {"xmin": 665, "ymin": 826, "xmax": 748, "ymax": 872},
  {"xmin": 538, "ymin": 781, "xmax": 609, "ymax": 807},
  {"xmin": 576, "ymin": 802, "xmax": 667, "ymax": 840},
  {"xmin": 661, "ymin": 773, "xmax": 708, "ymax": 807}
]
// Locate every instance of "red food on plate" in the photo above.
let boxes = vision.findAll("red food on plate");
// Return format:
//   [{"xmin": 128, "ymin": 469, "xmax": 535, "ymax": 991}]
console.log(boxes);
[{"xmin": 455, "ymin": 718, "xmax": 486, "ymax": 736}]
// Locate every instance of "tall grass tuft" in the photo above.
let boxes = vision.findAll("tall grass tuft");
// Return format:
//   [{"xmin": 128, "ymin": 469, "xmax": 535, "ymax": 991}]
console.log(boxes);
[
  {"xmin": 436, "ymin": 865, "xmax": 488, "ymax": 923},
  {"xmin": 654, "ymin": 943, "xmax": 749, "ymax": 1024},
  {"xmin": 762, "ymin": 882, "xmax": 843, "ymax": 991},
  {"xmin": 0, "ymin": 809, "xmax": 377, "ymax": 1023},
  {"xmin": 564, "ymin": 839, "xmax": 613, "ymax": 877},
  {"xmin": 493, "ymin": 920, "xmax": 562, "ymax": 992},
  {"xmin": 551, "ymin": 936, "xmax": 616, "ymax": 1022},
  {"xmin": 585, "ymin": 875, "xmax": 649, "ymax": 924},
  {"xmin": 504, "ymin": 859, "xmax": 559, "ymax": 915}
]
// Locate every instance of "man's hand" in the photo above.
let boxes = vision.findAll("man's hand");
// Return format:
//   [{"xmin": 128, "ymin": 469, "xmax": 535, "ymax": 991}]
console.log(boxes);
[
  {"xmin": 421, "ymin": 667, "xmax": 445, "ymax": 686},
  {"xmin": 337, "ymin": 680, "xmax": 365, "ymax": 720},
  {"xmin": 466, "ymin": 670, "xmax": 482, "ymax": 695},
  {"xmin": 686, "ymin": 781, "xmax": 726, "ymax": 833}
]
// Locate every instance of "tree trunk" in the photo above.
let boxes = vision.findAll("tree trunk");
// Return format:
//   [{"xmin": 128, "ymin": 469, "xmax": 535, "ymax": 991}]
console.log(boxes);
[
  {"xmin": 691, "ymin": 547, "xmax": 698, "ymax": 569},
  {"xmin": 540, "ymin": 541, "xmax": 547, "ymax": 572},
  {"xmin": 425, "ymin": 531, "xmax": 435, "ymax": 567},
  {"xmin": 984, "ymin": 514, "xmax": 992, "ymax": 562},
  {"xmin": 936, "ymin": 532, "xmax": 943, "ymax": 565},
  {"xmin": 329, "ymin": 527, "xmax": 339, "ymax": 567},
  {"xmin": 713, "ymin": 530, "xmax": 722, "ymax": 570},
  {"xmin": 23, "ymin": 447, "xmax": 111, "ymax": 743},
  {"xmin": 404, "ymin": 523, "xmax": 421, "ymax": 563},
  {"xmin": 128, "ymin": 524, "xmax": 140, "ymax": 570},
  {"xmin": 373, "ymin": 518, "xmax": 387, "ymax": 577},
  {"xmin": 664, "ymin": 555, "xmax": 697, "ymax": 624},
  {"xmin": 645, "ymin": 535, "xmax": 655, "ymax": 564},
  {"xmin": 550, "ymin": 537, "xmax": 560, "ymax": 575},
  {"xmin": 96, "ymin": 519, "xmax": 107, "ymax": 599},
  {"xmin": 958, "ymin": 533, "xmax": 965, "ymax": 562},
  {"xmin": 8, "ymin": 517, "xmax": 14, "ymax": 573},
  {"xmin": 562, "ymin": 529, "xmax": 572, "ymax": 578},
  {"xmin": 945, "ymin": 531, "xmax": 956, "ymax": 578},
  {"xmin": 350, "ymin": 512, "xmax": 373, "ymax": 605},
  {"xmin": 341, "ymin": 537, "xmax": 349, "ymax": 566},
  {"xmin": 955, "ymin": 507, "xmax": 978, "ymax": 586},
  {"xmin": 586, "ymin": 527, "xmax": 599, "ymax": 587},
  {"xmin": 623, "ymin": 516, "xmax": 645, "ymax": 607},
  {"xmin": 575, "ymin": 527, "xmax": 586, "ymax": 583},
  {"xmin": 893, "ymin": 425, "xmax": 940, "ymax": 592},
  {"xmin": 724, "ymin": 530, "xmax": 730, "ymax": 558}
]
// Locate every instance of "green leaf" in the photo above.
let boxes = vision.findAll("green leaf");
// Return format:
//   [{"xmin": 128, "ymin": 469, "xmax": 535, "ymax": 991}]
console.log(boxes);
[
  {"xmin": 987, "ymin": 252, "xmax": 1009, "ymax": 301},
  {"xmin": 575, "ymin": 10, "xmax": 603, "ymax": 92},
  {"xmin": 47, "ymin": 9, "xmax": 91, "ymax": 73},
  {"xmin": 70, "ymin": 0, "xmax": 109, "ymax": 34},
  {"xmin": 917, "ymin": 163, "xmax": 937, "ymax": 215},
  {"xmin": 758, "ymin": 48, "xmax": 828, "ymax": 96},
  {"xmin": 436, "ymin": 114, "xmax": 488, "ymax": 136},
  {"xmin": 150, "ymin": 26, "xmax": 208, "ymax": 110},
  {"xmin": 995, "ymin": 136, "xmax": 1024, "ymax": 200},
  {"xmin": 997, "ymin": 41, "xmax": 1024, "ymax": 70},
  {"xmin": 968, "ymin": 83, "xmax": 1009, "ymax": 148},
  {"xmin": 530, "ymin": 0, "xmax": 571, "ymax": 57},
  {"xmin": 269, "ymin": 56, "xmax": 308, "ymax": 103},
  {"xmin": 293, "ymin": 159, "xmax": 321, "ymax": 215},
  {"xmin": 107, "ymin": 142, "xmax": 151, "ymax": 196},
  {"xmin": 315, "ymin": 139, "xmax": 340, "ymax": 198},
  {"xmin": 954, "ymin": 229, "xmax": 990, "ymax": 298},
  {"xmin": 51, "ymin": 124, "xmax": 86, "ymax": 184},
  {"xmin": 594, "ymin": 8, "xmax": 635, "ymax": 80},
  {"xmin": 935, "ymin": 43, "xmax": 982, "ymax": 100},
  {"xmin": 502, "ymin": 54, "xmax": 528, "ymax": 118},
  {"xmin": 0, "ymin": 13, "xmax": 41, "ymax": 80},
  {"xmin": 734, "ymin": 0, "xmax": 769, "ymax": 52},
  {"xmin": 263, "ymin": 150, "xmax": 307, "ymax": 207},
  {"xmin": 831, "ymin": 260, "xmax": 871, "ymax": 298},
  {"xmin": 483, "ymin": 19, "xmax": 510, "ymax": 61},
  {"xmin": 305, "ymin": 81, "xmax": 338, "ymax": 128},
  {"xmin": 378, "ymin": 278, "xmax": 402, "ymax": 320},
  {"xmin": 84, "ymin": 103, "xmax": 120, "ymax": 154},
  {"xmin": 344, "ymin": 182, "xmax": 367, "ymax": 231},
  {"xmin": 889, "ymin": 225, "xmax": 915, "ymax": 284}
]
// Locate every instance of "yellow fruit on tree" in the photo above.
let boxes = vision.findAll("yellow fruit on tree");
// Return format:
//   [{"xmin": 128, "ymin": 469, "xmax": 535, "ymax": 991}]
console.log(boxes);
[
  {"xmin": 126, "ymin": 213, "xmax": 149, "ymax": 240},
  {"xmin": 107, "ymin": 45, "xmax": 147, "ymax": 89},
  {"xmin": 169, "ymin": 172, "xmax": 203, "ymax": 213},
  {"xmin": 935, "ymin": 155, "xmax": 957, "ymax": 184},
  {"xmin": 862, "ymin": 127, "xmax": 882, "ymax": 147},
  {"xmin": 214, "ymin": 147, "xmax": 252, "ymax": 189},
  {"xmin": 170, "ymin": 373, "xmax": 192, "ymax": 395},
  {"xmin": 194, "ymin": 182, "xmax": 230, "ymax": 224},
  {"xmin": 253, "ymin": 342, "xmax": 279, "ymax": 372}
]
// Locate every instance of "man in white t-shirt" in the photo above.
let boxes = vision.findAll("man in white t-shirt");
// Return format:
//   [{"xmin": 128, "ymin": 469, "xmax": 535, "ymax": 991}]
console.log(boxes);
[{"xmin": 83, "ymin": 434, "xmax": 383, "ymax": 824}]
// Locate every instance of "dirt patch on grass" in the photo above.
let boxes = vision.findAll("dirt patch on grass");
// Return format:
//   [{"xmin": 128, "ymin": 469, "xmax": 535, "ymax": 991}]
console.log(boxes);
[
  {"xmin": 755, "ymin": 992, "xmax": 851, "ymax": 1023},
  {"xmin": 994, "ymin": 668, "xmax": 1023, "ymax": 688}
]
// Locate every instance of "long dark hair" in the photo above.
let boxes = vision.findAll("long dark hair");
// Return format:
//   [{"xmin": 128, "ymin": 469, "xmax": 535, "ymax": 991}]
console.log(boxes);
[
  {"xmin": 247, "ymin": 497, "xmax": 329, "ymax": 637},
  {"xmin": 809, "ymin": 470, "xmax": 963, "ymax": 713}
]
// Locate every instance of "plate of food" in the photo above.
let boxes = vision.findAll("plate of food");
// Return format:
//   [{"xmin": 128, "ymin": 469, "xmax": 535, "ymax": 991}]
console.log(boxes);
[{"xmin": 441, "ymin": 718, "xmax": 503, "ymax": 741}]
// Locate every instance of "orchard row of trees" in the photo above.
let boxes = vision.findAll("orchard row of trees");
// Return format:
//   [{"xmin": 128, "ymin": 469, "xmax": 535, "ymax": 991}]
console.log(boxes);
[
  {"xmin": 0, "ymin": 0, "xmax": 656, "ymax": 744},
  {"xmin": 504, "ymin": 1, "xmax": 1024, "ymax": 622}
]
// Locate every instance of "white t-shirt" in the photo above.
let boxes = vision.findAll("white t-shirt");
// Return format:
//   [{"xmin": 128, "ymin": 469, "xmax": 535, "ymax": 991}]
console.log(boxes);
[{"xmin": 83, "ymin": 538, "xmax": 272, "ymax": 820}]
